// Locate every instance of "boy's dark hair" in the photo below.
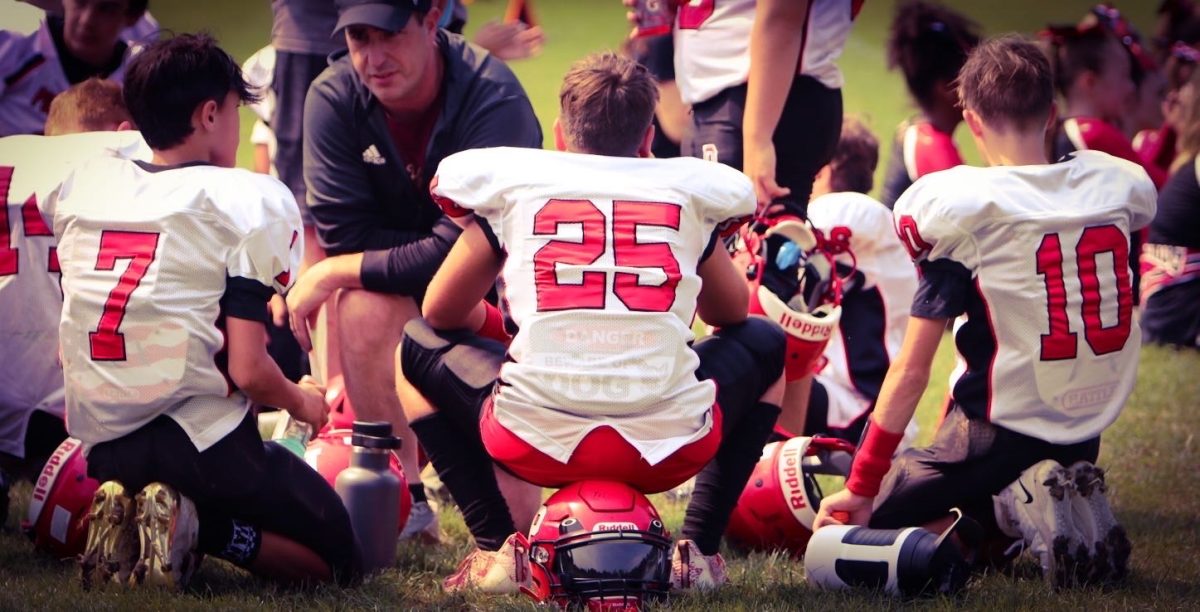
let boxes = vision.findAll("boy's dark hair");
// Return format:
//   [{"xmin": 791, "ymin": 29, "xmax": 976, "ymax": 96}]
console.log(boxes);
[
  {"xmin": 887, "ymin": 0, "xmax": 981, "ymax": 112},
  {"xmin": 559, "ymin": 52, "xmax": 658, "ymax": 157},
  {"xmin": 829, "ymin": 117, "xmax": 879, "ymax": 195},
  {"xmin": 1041, "ymin": 26, "xmax": 1122, "ymax": 98},
  {"xmin": 958, "ymin": 35, "xmax": 1055, "ymax": 131},
  {"xmin": 122, "ymin": 33, "xmax": 258, "ymax": 150},
  {"xmin": 128, "ymin": 0, "xmax": 150, "ymax": 17},
  {"xmin": 45, "ymin": 77, "xmax": 131, "ymax": 136}
]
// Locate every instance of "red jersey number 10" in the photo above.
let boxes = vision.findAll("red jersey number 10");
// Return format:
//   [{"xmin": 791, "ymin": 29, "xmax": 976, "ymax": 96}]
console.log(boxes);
[{"xmin": 1036, "ymin": 224, "xmax": 1132, "ymax": 361}]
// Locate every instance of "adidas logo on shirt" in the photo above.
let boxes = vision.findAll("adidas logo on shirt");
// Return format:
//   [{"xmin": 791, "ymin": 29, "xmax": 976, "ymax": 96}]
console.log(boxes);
[{"xmin": 362, "ymin": 145, "xmax": 386, "ymax": 165}]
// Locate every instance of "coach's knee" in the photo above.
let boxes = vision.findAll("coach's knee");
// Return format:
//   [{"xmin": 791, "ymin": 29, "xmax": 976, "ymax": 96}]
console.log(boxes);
[{"xmin": 336, "ymin": 290, "xmax": 418, "ymax": 360}]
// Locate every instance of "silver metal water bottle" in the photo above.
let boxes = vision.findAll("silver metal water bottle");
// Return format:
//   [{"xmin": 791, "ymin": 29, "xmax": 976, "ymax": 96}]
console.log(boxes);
[{"xmin": 335, "ymin": 421, "xmax": 402, "ymax": 572}]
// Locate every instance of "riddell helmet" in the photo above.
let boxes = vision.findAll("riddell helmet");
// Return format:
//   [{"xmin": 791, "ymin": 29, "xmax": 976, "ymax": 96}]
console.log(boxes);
[
  {"xmin": 524, "ymin": 480, "xmax": 671, "ymax": 611},
  {"xmin": 725, "ymin": 436, "xmax": 856, "ymax": 557},
  {"xmin": 23, "ymin": 437, "xmax": 99, "ymax": 558},
  {"xmin": 304, "ymin": 429, "xmax": 412, "ymax": 531},
  {"xmin": 738, "ymin": 218, "xmax": 849, "ymax": 381}
]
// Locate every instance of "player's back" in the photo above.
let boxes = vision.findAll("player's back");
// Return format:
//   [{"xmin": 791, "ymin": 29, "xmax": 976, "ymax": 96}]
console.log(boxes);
[
  {"xmin": 49, "ymin": 157, "xmax": 301, "ymax": 448},
  {"xmin": 895, "ymin": 150, "xmax": 1157, "ymax": 444},
  {"xmin": 0, "ymin": 131, "xmax": 148, "ymax": 423},
  {"xmin": 808, "ymin": 192, "xmax": 916, "ymax": 419},
  {"xmin": 432, "ymin": 147, "xmax": 754, "ymax": 462}
]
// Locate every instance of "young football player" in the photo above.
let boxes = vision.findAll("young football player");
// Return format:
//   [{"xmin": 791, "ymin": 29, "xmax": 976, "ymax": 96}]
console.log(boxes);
[
  {"xmin": 774, "ymin": 117, "xmax": 918, "ymax": 445},
  {"xmin": 815, "ymin": 35, "xmax": 1156, "ymax": 588},
  {"xmin": 879, "ymin": 0, "xmax": 980, "ymax": 209},
  {"xmin": 0, "ymin": 0, "xmax": 150, "ymax": 136},
  {"xmin": 0, "ymin": 78, "xmax": 144, "ymax": 527},
  {"xmin": 45, "ymin": 34, "xmax": 360, "ymax": 589},
  {"xmin": 667, "ymin": 0, "xmax": 859, "ymax": 216},
  {"xmin": 396, "ymin": 52, "xmax": 786, "ymax": 593}
]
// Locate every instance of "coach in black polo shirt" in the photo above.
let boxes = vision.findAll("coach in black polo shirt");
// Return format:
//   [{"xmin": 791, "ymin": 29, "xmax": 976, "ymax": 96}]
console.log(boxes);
[{"xmin": 287, "ymin": 0, "xmax": 542, "ymax": 540}]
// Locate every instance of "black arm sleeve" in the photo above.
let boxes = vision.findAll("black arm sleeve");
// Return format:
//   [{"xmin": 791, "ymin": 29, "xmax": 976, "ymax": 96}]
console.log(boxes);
[
  {"xmin": 910, "ymin": 258, "xmax": 973, "ymax": 320},
  {"xmin": 221, "ymin": 276, "xmax": 274, "ymax": 323},
  {"xmin": 359, "ymin": 217, "xmax": 463, "ymax": 295}
]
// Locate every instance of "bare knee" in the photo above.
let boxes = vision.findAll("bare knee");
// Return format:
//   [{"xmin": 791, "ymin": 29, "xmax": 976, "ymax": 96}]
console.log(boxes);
[{"xmin": 336, "ymin": 290, "xmax": 418, "ymax": 360}]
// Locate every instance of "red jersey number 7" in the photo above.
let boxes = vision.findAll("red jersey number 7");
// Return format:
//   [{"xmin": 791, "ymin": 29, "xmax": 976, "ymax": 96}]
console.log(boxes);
[{"xmin": 89, "ymin": 231, "xmax": 160, "ymax": 361}]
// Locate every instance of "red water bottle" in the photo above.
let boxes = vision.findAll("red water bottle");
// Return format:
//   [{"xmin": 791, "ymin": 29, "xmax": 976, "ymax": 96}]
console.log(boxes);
[{"xmin": 633, "ymin": 0, "xmax": 675, "ymax": 38}]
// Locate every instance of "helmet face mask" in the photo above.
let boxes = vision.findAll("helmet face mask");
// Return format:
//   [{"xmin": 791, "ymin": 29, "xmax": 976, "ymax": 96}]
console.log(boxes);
[{"xmin": 527, "ymin": 481, "xmax": 671, "ymax": 610}]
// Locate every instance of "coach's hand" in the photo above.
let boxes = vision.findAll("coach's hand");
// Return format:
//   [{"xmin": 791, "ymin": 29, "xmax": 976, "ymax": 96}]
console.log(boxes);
[
  {"xmin": 744, "ymin": 138, "xmax": 791, "ymax": 212},
  {"xmin": 291, "ymin": 375, "xmax": 330, "ymax": 432},
  {"xmin": 286, "ymin": 265, "xmax": 335, "ymax": 352},
  {"xmin": 813, "ymin": 488, "xmax": 874, "ymax": 530}
]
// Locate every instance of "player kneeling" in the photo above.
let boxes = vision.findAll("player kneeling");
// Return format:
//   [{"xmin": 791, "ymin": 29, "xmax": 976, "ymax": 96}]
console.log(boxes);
[
  {"xmin": 814, "ymin": 35, "xmax": 1155, "ymax": 589},
  {"xmin": 47, "ymin": 34, "xmax": 361, "ymax": 590},
  {"xmin": 396, "ymin": 53, "xmax": 787, "ymax": 597}
]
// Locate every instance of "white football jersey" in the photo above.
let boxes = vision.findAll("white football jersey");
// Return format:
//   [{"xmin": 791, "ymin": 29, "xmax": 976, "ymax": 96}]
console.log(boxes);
[
  {"xmin": 0, "ymin": 131, "xmax": 148, "ymax": 458},
  {"xmin": 894, "ymin": 151, "xmax": 1157, "ymax": 444},
  {"xmin": 47, "ymin": 159, "xmax": 302, "ymax": 451},
  {"xmin": 807, "ymin": 192, "xmax": 917, "ymax": 437},
  {"xmin": 433, "ymin": 147, "xmax": 754, "ymax": 464},
  {"xmin": 0, "ymin": 22, "xmax": 137, "ymax": 137},
  {"xmin": 673, "ymin": 0, "xmax": 860, "ymax": 105}
]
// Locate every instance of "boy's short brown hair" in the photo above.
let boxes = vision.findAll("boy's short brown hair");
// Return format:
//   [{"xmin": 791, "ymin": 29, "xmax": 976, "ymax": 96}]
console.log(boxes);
[
  {"xmin": 559, "ymin": 52, "xmax": 658, "ymax": 156},
  {"xmin": 957, "ymin": 35, "xmax": 1055, "ymax": 132},
  {"xmin": 828, "ymin": 116, "xmax": 879, "ymax": 194},
  {"xmin": 45, "ymin": 78, "xmax": 132, "ymax": 136}
]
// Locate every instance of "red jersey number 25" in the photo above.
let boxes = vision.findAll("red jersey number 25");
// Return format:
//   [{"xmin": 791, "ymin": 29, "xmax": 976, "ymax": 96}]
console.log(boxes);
[{"xmin": 532, "ymin": 199, "xmax": 682, "ymax": 313}]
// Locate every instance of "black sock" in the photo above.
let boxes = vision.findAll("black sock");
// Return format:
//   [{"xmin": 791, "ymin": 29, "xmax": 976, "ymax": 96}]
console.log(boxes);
[
  {"xmin": 198, "ymin": 513, "xmax": 262, "ymax": 567},
  {"xmin": 409, "ymin": 483, "xmax": 427, "ymax": 505},
  {"xmin": 683, "ymin": 401, "xmax": 781, "ymax": 556},
  {"xmin": 410, "ymin": 412, "xmax": 514, "ymax": 551}
]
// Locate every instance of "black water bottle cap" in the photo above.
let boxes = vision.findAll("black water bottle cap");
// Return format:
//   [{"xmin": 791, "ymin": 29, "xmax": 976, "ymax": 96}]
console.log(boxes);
[
  {"xmin": 352, "ymin": 420, "xmax": 393, "ymax": 437},
  {"xmin": 351, "ymin": 433, "xmax": 403, "ymax": 450}
]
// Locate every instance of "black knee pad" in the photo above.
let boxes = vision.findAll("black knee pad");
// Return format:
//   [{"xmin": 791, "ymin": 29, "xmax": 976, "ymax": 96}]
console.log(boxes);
[
  {"xmin": 401, "ymin": 317, "xmax": 504, "ymax": 434},
  {"xmin": 718, "ymin": 316, "xmax": 787, "ymax": 382}
]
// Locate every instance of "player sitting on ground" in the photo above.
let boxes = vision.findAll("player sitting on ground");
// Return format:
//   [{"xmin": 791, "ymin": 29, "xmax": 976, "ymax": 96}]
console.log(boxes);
[
  {"xmin": 0, "ymin": 77, "xmax": 145, "ymax": 528},
  {"xmin": 0, "ymin": 0, "xmax": 151, "ymax": 136},
  {"xmin": 45, "ymin": 33, "xmax": 361, "ymax": 589},
  {"xmin": 815, "ymin": 35, "xmax": 1156, "ymax": 589},
  {"xmin": 774, "ymin": 117, "xmax": 919, "ymax": 445},
  {"xmin": 395, "ymin": 52, "xmax": 786, "ymax": 593}
]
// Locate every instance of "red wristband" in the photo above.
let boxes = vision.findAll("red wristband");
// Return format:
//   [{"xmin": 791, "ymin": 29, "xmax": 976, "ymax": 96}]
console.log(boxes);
[
  {"xmin": 845, "ymin": 419, "xmax": 904, "ymax": 497},
  {"xmin": 475, "ymin": 302, "xmax": 512, "ymax": 345}
]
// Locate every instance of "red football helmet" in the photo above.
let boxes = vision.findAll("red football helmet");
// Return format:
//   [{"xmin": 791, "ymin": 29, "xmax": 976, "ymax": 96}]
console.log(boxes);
[
  {"xmin": 304, "ymin": 429, "xmax": 412, "ymax": 531},
  {"xmin": 735, "ymin": 218, "xmax": 851, "ymax": 381},
  {"xmin": 524, "ymin": 481, "xmax": 671, "ymax": 611},
  {"xmin": 725, "ymin": 436, "xmax": 855, "ymax": 556},
  {"xmin": 23, "ymin": 437, "xmax": 99, "ymax": 559}
]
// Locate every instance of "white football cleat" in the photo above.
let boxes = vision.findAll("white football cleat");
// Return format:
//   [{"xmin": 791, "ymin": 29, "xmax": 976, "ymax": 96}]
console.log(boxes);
[
  {"xmin": 442, "ymin": 532, "xmax": 532, "ymax": 594},
  {"xmin": 399, "ymin": 500, "xmax": 441, "ymax": 544},
  {"xmin": 669, "ymin": 538, "xmax": 727, "ymax": 591},
  {"xmin": 1067, "ymin": 461, "xmax": 1131, "ymax": 583},
  {"xmin": 128, "ymin": 482, "xmax": 201, "ymax": 590},
  {"xmin": 995, "ymin": 460, "xmax": 1091, "ymax": 588},
  {"xmin": 78, "ymin": 480, "xmax": 138, "ymax": 590}
]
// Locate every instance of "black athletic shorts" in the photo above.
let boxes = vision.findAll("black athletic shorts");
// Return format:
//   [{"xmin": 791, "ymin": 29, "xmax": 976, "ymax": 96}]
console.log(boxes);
[
  {"xmin": 800, "ymin": 380, "xmax": 869, "ymax": 445},
  {"xmin": 689, "ymin": 75, "xmax": 843, "ymax": 218},
  {"xmin": 272, "ymin": 51, "xmax": 329, "ymax": 226},
  {"xmin": 86, "ymin": 412, "xmax": 362, "ymax": 585},
  {"xmin": 0, "ymin": 409, "xmax": 68, "ymax": 480},
  {"xmin": 400, "ymin": 316, "xmax": 786, "ymax": 448},
  {"xmin": 869, "ymin": 405, "xmax": 1101, "ymax": 533}
]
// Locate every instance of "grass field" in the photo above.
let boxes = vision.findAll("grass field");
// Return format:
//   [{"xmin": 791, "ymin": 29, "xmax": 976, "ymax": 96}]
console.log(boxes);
[{"xmin": 3, "ymin": 0, "xmax": 1196, "ymax": 610}]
